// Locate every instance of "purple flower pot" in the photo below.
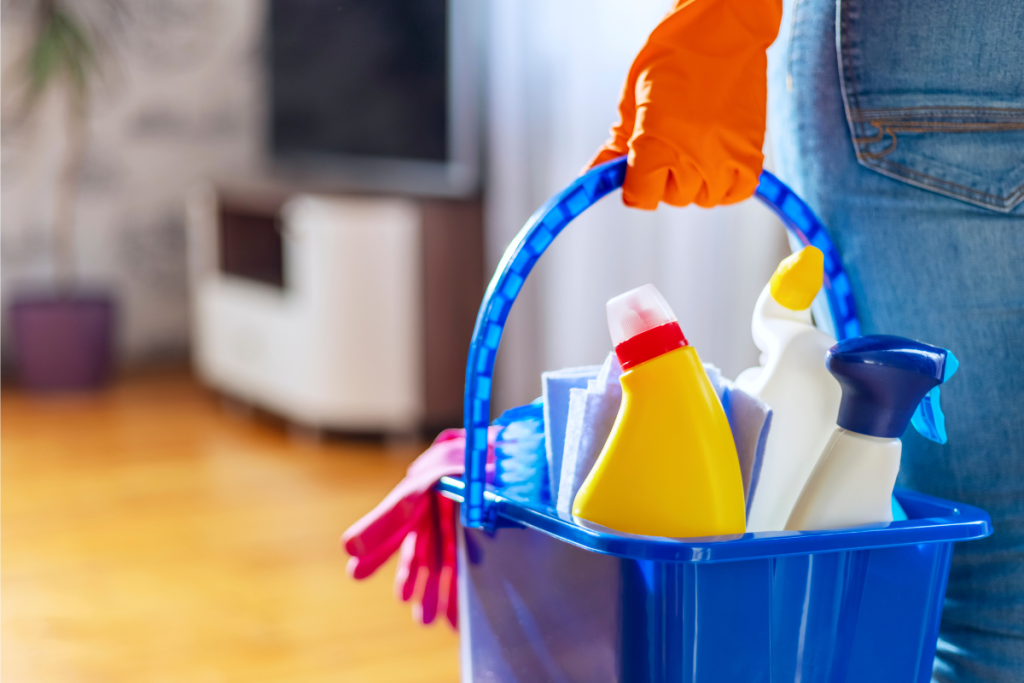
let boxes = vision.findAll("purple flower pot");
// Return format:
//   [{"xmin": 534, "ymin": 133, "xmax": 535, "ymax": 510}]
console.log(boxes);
[{"xmin": 11, "ymin": 292, "xmax": 116, "ymax": 391}]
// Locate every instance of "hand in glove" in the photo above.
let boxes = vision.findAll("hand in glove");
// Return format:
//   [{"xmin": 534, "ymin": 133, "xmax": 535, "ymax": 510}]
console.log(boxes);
[{"xmin": 589, "ymin": 0, "xmax": 783, "ymax": 209}]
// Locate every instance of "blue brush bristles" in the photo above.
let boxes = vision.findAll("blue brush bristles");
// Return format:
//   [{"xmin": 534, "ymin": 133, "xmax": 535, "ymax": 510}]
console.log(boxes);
[{"xmin": 493, "ymin": 401, "xmax": 550, "ymax": 506}]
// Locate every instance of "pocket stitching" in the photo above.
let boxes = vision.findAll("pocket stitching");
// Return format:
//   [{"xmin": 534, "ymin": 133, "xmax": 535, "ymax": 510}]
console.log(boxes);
[
  {"xmin": 851, "ymin": 105, "xmax": 1024, "ymax": 121},
  {"xmin": 855, "ymin": 120, "xmax": 1024, "ymax": 161},
  {"xmin": 837, "ymin": 1, "xmax": 1024, "ymax": 210},
  {"xmin": 865, "ymin": 155, "xmax": 1024, "ymax": 204},
  {"xmin": 851, "ymin": 120, "xmax": 1024, "ymax": 202}
]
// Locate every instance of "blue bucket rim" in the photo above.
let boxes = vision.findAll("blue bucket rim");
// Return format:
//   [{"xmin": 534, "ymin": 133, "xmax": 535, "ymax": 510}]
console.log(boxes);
[{"xmin": 439, "ymin": 477, "xmax": 992, "ymax": 563}]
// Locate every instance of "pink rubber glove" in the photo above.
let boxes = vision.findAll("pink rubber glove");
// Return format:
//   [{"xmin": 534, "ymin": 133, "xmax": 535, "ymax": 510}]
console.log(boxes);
[{"xmin": 342, "ymin": 428, "xmax": 498, "ymax": 630}]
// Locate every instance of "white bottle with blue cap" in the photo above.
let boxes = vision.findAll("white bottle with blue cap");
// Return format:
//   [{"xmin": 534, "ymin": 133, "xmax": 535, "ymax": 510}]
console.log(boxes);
[{"xmin": 785, "ymin": 335, "xmax": 950, "ymax": 531}]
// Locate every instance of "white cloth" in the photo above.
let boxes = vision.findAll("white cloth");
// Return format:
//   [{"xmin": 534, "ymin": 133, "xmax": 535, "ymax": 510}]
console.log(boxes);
[
  {"xmin": 717, "ymin": 376, "xmax": 773, "ymax": 514},
  {"xmin": 542, "ymin": 364, "xmax": 601, "ymax": 504},
  {"xmin": 557, "ymin": 353, "xmax": 622, "ymax": 515}
]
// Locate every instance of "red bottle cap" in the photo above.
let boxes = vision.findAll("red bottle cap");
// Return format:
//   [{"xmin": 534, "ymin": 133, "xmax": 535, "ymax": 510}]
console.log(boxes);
[{"xmin": 606, "ymin": 285, "xmax": 688, "ymax": 370}]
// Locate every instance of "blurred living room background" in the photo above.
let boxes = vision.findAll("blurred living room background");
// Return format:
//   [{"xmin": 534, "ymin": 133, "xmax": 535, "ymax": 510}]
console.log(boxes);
[{"xmin": 1, "ymin": 0, "xmax": 789, "ymax": 680}]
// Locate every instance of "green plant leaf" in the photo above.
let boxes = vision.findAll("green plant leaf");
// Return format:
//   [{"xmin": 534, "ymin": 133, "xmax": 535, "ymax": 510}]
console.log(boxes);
[{"xmin": 26, "ymin": 6, "xmax": 96, "ymax": 104}]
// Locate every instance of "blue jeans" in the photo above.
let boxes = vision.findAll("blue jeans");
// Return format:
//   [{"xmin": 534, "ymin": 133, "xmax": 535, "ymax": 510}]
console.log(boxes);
[{"xmin": 768, "ymin": 1, "xmax": 1024, "ymax": 681}]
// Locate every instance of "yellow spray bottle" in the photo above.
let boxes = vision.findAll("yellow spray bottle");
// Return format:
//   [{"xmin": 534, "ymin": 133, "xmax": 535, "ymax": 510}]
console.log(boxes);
[{"xmin": 572, "ymin": 285, "xmax": 746, "ymax": 537}]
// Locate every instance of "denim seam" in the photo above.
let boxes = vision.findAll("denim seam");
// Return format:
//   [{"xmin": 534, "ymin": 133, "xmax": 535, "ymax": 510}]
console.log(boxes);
[
  {"xmin": 786, "ymin": 0, "xmax": 803, "ymax": 91},
  {"xmin": 855, "ymin": 122, "xmax": 1024, "ymax": 157},
  {"xmin": 865, "ymin": 157, "xmax": 1024, "ymax": 206},
  {"xmin": 850, "ymin": 106, "xmax": 1024, "ymax": 121},
  {"xmin": 852, "ymin": 124, "xmax": 1024, "ymax": 202},
  {"xmin": 836, "ymin": 0, "xmax": 866, "ymax": 214},
  {"xmin": 854, "ymin": 122, "xmax": 1024, "ymax": 148},
  {"xmin": 861, "ymin": 123, "xmax": 1024, "ymax": 132},
  {"xmin": 856, "ymin": 130, "xmax": 896, "ymax": 158},
  {"xmin": 856, "ymin": 122, "xmax": 1024, "ymax": 136}
]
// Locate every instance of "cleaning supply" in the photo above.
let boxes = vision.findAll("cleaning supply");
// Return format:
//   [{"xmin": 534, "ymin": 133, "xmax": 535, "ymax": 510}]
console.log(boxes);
[
  {"xmin": 669, "ymin": 363, "xmax": 773, "ymax": 512},
  {"xmin": 717, "ymin": 374, "xmax": 773, "ymax": 514},
  {"xmin": 542, "ymin": 365, "xmax": 601, "ymax": 504},
  {"xmin": 342, "ymin": 426, "xmax": 500, "ymax": 629},
  {"xmin": 493, "ymin": 401, "xmax": 549, "ymax": 505},
  {"xmin": 737, "ymin": 246, "xmax": 842, "ymax": 532},
  {"xmin": 786, "ymin": 335, "xmax": 950, "ymax": 531},
  {"xmin": 911, "ymin": 351, "xmax": 960, "ymax": 444},
  {"xmin": 557, "ymin": 353, "xmax": 623, "ymax": 516},
  {"xmin": 572, "ymin": 285, "xmax": 745, "ymax": 537},
  {"xmin": 556, "ymin": 353, "xmax": 772, "ymax": 519}
]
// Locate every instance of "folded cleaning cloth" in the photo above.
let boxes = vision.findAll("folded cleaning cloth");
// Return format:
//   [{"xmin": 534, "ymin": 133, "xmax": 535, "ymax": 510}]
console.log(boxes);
[
  {"xmin": 555, "ymin": 354, "xmax": 772, "ymax": 517},
  {"xmin": 543, "ymin": 364, "xmax": 602, "ymax": 505},
  {"xmin": 557, "ymin": 353, "xmax": 622, "ymax": 515},
  {"xmin": 715, "ymin": 371, "xmax": 773, "ymax": 515}
]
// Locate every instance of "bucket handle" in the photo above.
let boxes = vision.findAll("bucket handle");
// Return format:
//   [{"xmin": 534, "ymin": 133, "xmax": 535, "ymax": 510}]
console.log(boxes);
[{"xmin": 461, "ymin": 156, "xmax": 859, "ymax": 528}]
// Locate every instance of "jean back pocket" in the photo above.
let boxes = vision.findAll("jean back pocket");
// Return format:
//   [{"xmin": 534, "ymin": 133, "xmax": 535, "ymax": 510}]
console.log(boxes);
[{"xmin": 838, "ymin": 0, "xmax": 1024, "ymax": 213}]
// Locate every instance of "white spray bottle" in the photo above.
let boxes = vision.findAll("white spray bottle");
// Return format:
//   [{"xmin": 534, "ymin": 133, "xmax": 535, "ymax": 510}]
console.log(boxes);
[
  {"xmin": 736, "ymin": 246, "xmax": 841, "ymax": 532},
  {"xmin": 786, "ymin": 335, "xmax": 949, "ymax": 530}
]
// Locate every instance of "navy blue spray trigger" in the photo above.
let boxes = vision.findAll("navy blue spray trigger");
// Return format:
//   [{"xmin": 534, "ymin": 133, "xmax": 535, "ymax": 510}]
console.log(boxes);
[
  {"xmin": 911, "ymin": 350, "xmax": 959, "ymax": 444},
  {"xmin": 826, "ymin": 335, "xmax": 947, "ymax": 439}
]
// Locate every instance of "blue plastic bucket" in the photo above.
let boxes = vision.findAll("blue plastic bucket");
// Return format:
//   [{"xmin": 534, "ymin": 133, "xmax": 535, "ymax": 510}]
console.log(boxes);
[{"xmin": 447, "ymin": 157, "xmax": 992, "ymax": 682}]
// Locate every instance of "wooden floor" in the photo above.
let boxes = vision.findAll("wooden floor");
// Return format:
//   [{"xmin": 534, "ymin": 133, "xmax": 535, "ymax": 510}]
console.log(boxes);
[{"xmin": 2, "ymin": 371, "xmax": 460, "ymax": 682}]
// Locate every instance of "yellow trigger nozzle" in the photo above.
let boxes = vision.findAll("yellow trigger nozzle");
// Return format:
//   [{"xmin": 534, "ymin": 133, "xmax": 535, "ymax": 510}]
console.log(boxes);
[{"xmin": 770, "ymin": 246, "xmax": 824, "ymax": 311}]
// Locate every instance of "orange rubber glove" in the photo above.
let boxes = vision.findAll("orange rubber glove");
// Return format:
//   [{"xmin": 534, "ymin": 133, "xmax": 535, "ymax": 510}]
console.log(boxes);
[{"xmin": 588, "ymin": 0, "xmax": 782, "ymax": 210}]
